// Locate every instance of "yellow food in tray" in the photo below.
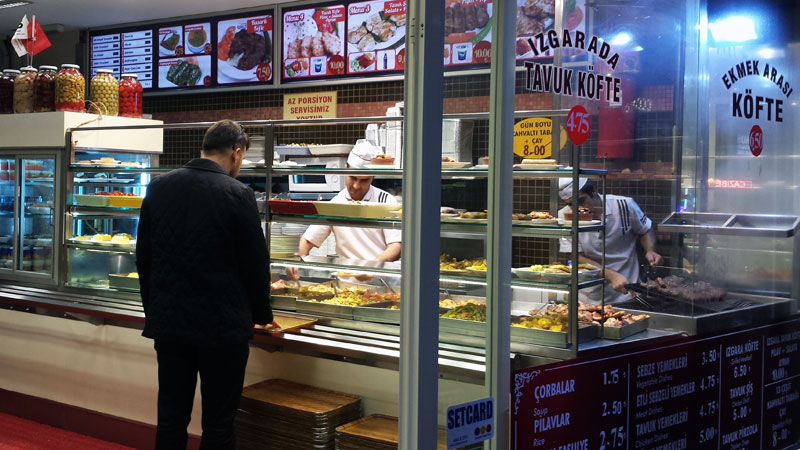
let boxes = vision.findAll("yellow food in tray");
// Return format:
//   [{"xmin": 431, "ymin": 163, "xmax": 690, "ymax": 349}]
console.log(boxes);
[
  {"xmin": 438, "ymin": 298, "xmax": 481, "ymax": 309},
  {"xmin": 111, "ymin": 233, "xmax": 132, "ymax": 244},
  {"xmin": 92, "ymin": 234, "xmax": 112, "ymax": 242}
]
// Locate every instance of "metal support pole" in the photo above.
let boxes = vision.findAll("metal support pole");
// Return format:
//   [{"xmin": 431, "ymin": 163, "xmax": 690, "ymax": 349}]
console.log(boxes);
[
  {"xmin": 486, "ymin": 0, "xmax": 516, "ymax": 448},
  {"xmin": 399, "ymin": 0, "xmax": 443, "ymax": 448}
]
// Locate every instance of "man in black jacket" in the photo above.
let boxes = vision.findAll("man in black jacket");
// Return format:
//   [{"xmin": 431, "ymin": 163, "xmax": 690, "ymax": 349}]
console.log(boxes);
[{"xmin": 136, "ymin": 119, "xmax": 276, "ymax": 450}]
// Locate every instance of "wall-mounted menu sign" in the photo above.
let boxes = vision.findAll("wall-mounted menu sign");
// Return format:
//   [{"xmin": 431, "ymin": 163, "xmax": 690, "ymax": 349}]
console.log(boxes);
[
  {"xmin": 91, "ymin": 30, "xmax": 154, "ymax": 88},
  {"xmin": 346, "ymin": 1, "xmax": 406, "ymax": 74},
  {"xmin": 512, "ymin": 317, "xmax": 800, "ymax": 450},
  {"xmin": 282, "ymin": 5, "xmax": 347, "ymax": 80},
  {"xmin": 89, "ymin": 9, "xmax": 273, "ymax": 92}
]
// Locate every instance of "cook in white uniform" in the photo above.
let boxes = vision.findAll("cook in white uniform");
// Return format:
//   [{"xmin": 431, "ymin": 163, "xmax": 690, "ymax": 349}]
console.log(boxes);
[
  {"xmin": 558, "ymin": 178, "xmax": 662, "ymax": 303},
  {"xmin": 294, "ymin": 144, "xmax": 401, "ymax": 264}
]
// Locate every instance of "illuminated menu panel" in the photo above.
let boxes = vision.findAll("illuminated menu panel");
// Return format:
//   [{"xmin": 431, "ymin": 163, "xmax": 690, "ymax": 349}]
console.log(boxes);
[
  {"xmin": 92, "ymin": 30, "xmax": 154, "ymax": 88},
  {"xmin": 282, "ymin": 5, "xmax": 346, "ymax": 80},
  {"xmin": 346, "ymin": 0, "xmax": 406, "ymax": 74},
  {"xmin": 156, "ymin": 23, "xmax": 212, "ymax": 88},
  {"xmin": 217, "ymin": 14, "xmax": 274, "ymax": 85}
]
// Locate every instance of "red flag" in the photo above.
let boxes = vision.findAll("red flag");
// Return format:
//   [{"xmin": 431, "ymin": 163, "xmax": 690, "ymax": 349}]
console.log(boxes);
[
  {"xmin": 27, "ymin": 16, "xmax": 52, "ymax": 56},
  {"xmin": 11, "ymin": 15, "xmax": 51, "ymax": 57}
]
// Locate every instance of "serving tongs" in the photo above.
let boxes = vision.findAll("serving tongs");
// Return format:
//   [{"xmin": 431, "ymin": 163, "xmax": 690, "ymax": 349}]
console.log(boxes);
[{"xmin": 378, "ymin": 277, "xmax": 398, "ymax": 296}]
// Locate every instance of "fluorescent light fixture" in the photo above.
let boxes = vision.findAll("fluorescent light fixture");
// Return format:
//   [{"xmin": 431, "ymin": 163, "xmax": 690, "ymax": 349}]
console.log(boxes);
[
  {"xmin": 0, "ymin": 0, "xmax": 33, "ymax": 9},
  {"xmin": 757, "ymin": 47, "xmax": 784, "ymax": 59},
  {"xmin": 609, "ymin": 32, "xmax": 632, "ymax": 46},
  {"xmin": 633, "ymin": 45, "xmax": 644, "ymax": 52},
  {"xmin": 709, "ymin": 16, "xmax": 757, "ymax": 42}
]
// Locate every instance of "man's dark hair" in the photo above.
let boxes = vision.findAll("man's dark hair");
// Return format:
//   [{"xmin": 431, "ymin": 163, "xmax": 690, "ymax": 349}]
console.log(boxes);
[{"xmin": 202, "ymin": 120, "xmax": 249, "ymax": 155}]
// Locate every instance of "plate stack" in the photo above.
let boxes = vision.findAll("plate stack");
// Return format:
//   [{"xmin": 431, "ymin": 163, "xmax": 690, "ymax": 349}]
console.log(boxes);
[
  {"xmin": 269, "ymin": 224, "xmax": 307, "ymax": 258},
  {"xmin": 236, "ymin": 379, "xmax": 362, "ymax": 450},
  {"xmin": 336, "ymin": 415, "xmax": 447, "ymax": 450}
]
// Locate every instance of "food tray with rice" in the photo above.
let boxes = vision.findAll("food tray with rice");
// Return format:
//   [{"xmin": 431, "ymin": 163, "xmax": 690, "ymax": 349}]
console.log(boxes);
[
  {"xmin": 296, "ymin": 285, "xmax": 395, "ymax": 319},
  {"xmin": 73, "ymin": 194, "xmax": 110, "ymax": 207}
]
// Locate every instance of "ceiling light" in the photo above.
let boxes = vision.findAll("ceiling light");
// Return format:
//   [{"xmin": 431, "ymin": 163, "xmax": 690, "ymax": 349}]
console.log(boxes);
[
  {"xmin": 709, "ymin": 16, "xmax": 757, "ymax": 43},
  {"xmin": 0, "ymin": 1, "xmax": 33, "ymax": 10},
  {"xmin": 757, "ymin": 47, "xmax": 784, "ymax": 59},
  {"xmin": 609, "ymin": 32, "xmax": 632, "ymax": 46}
]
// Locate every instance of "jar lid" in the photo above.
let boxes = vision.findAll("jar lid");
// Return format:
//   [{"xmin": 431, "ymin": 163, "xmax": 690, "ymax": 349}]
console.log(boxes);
[
  {"xmin": 20, "ymin": 66, "xmax": 37, "ymax": 72},
  {"xmin": 4, "ymin": 69, "xmax": 20, "ymax": 75},
  {"xmin": 121, "ymin": 73, "xmax": 139, "ymax": 78},
  {"xmin": 39, "ymin": 65, "xmax": 58, "ymax": 70},
  {"xmin": 61, "ymin": 64, "xmax": 80, "ymax": 69},
  {"xmin": 96, "ymin": 68, "xmax": 113, "ymax": 74}
]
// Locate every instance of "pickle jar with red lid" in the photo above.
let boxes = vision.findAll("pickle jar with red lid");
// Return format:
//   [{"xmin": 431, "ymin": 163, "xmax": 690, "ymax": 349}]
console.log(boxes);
[
  {"xmin": 90, "ymin": 69, "xmax": 118, "ymax": 116},
  {"xmin": 0, "ymin": 69, "xmax": 20, "ymax": 114},
  {"xmin": 34, "ymin": 65, "xmax": 57, "ymax": 112},
  {"xmin": 55, "ymin": 64, "xmax": 85, "ymax": 112},
  {"xmin": 13, "ymin": 67, "xmax": 37, "ymax": 114},
  {"xmin": 119, "ymin": 73, "xmax": 143, "ymax": 118}
]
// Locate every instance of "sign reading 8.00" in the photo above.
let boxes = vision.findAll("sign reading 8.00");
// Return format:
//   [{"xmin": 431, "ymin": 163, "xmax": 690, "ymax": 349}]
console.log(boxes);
[{"xmin": 513, "ymin": 118, "xmax": 565, "ymax": 158}]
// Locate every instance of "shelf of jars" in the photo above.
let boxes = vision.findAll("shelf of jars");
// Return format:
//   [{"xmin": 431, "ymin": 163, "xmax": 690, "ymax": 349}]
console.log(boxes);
[{"xmin": 270, "ymin": 214, "xmax": 604, "ymax": 238}]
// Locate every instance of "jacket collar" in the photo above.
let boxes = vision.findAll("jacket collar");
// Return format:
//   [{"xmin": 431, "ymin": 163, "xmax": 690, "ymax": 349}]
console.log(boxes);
[{"xmin": 184, "ymin": 158, "xmax": 230, "ymax": 176}]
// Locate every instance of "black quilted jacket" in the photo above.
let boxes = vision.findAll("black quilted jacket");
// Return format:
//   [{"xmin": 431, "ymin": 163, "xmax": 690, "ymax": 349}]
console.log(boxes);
[{"xmin": 136, "ymin": 158, "xmax": 272, "ymax": 345}]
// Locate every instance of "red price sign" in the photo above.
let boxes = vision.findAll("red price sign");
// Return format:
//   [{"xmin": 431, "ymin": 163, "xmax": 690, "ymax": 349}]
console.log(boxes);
[
  {"xmin": 749, "ymin": 125, "xmax": 763, "ymax": 157},
  {"xmin": 566, "ymin": 105, "xmax": 590, "ymax": 146},
  {"xmin": 256, "ymin": 63, "xmax": 272, "ymax": 82}
]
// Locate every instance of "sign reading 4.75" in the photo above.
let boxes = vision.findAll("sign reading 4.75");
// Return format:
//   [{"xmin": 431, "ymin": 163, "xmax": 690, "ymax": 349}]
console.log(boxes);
[{"xmin": 566, "ymin": 105, "xmax": 590, "ymax": 146}]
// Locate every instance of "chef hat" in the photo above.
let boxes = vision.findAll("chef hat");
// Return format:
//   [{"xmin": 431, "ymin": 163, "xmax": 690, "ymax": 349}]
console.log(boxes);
[
  {"xmin": 558, "ymin": 175, "xmax": 588, "ymax": 201},
  {"xmin": 347, "ymin": 139, "xmax": 382, "ymax": 168}
]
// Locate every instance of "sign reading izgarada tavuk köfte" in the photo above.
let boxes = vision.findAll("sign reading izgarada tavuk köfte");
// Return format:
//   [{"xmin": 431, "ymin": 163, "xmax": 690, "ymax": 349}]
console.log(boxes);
[{"xmin": 523, "ymin": 30, "xmax": 624, "ymax": 103}]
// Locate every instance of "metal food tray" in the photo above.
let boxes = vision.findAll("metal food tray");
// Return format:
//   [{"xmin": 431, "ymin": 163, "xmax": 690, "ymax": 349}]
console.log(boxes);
[
  {"xmin": 600, "ymin": 317, "xmax": 649, "ymax": 340},
  {"xmin": 271, "ymin": 294, "xmax": 298, "ymax": 311},
  {"xmin": 352, "ymin": 303, "xmax": 400, "ymax": 323},
  {"xmin": 511, "ymin": 319, "xmax": 599, "ymax": 347},
  {"xmin": 296, "ymin": 299, "xmax": 393, "ymax": 320},
  {"xmin": 109, "ymin": 273, "xmax": 140, "ymax": 291}
]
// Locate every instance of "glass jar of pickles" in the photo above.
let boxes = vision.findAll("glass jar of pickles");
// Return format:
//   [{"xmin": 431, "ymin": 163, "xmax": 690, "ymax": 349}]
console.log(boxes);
[
  {"xmin": 34, "ymin": 65, "xmax": 57, "ymax": 112},
  {"xmin": 13, "ymin": 67, "xmax": 37, "ymax": 114},
  {"xmin": 119, "ymin": 73, "xmax": 143, "ymax": 118},
  {"xmin": 55, "ymin": 64, "xmax": 85, "ymax": 112},
  {"xmin": 0, "ymin": 69, "xmax": 20, "ymax": 114},
  {"xmin": 90, "ymin": 69, "xmax": 118, "ymax": 116}
]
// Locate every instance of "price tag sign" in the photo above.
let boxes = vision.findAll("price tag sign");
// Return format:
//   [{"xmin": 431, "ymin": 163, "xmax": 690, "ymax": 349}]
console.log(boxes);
[
  {"xmin": 513, "ymin": 118, "xmax": 552, "ymax": 158},
  {"xmin": 446, "ymin": 397, "xmax": 494, "ymax": 449},
  {"xmin": 566, "ymin": 105, "xmax": 591, "ymax": 146},
  {"xmin": 749, "ymin": 125, "xmax": 763, "ymax": 157}
]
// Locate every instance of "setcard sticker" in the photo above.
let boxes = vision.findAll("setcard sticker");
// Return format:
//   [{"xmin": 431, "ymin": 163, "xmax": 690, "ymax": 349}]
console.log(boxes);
[{"xmin": 446, "ymin": 397, "xmax": 493, "ymax": 449}]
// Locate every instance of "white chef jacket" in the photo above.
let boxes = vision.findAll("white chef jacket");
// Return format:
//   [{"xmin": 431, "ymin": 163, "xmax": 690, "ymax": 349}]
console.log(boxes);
[
  {"xmin": 559, "ymin": 194, "xmax": 652, "ymax": 303},
  {"xmin": 302, "ymin": 185, "xmax": 402, "ymax": 261}
]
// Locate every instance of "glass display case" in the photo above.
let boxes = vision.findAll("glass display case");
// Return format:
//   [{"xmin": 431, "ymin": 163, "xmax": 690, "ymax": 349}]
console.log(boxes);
[
  {"xmin": 263, "ymin": 117, "xmax": 616, "ymax": 359},
  {"xmin": 64, "ymin": 149, "xmax": 159, "ymax": 295},
  {"xmin": 0, "ymin": 153, "xmax": 59, "ymax": 282}
]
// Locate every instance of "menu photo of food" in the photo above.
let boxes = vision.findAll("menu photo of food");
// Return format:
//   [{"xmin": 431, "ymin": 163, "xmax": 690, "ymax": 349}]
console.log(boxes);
[
  {"xmin": 217, "ymin": 15, "xmax": 274, "ymax": 84},
  {"xmin": 444, "ymin": 0, "xmax": 492, "ymax": 66},
  {"xmin": 515, "ymin": 0, "xmax": 584, "ymax": 59},
  {"xmin": 282, "ymin": 6, "xmax": 346, "ymax": 79},
  {"xmin": 158, "ymin": 26, "xmax": 183, "ymax": 57},
  {"xmin": 346, "ymin": 0, "xmax": 406, "ymax": 73},
  {"xmin": 184, "ymin": 23, "xmax": 211, "ymax": 55},
  {"xmin": 158, "ymin": 56, "xmax": 211, "ymax": 88}
]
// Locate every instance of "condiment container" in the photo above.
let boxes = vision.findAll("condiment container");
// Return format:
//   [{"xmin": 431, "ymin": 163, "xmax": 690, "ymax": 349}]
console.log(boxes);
[
  {"xmin": 13, "ymin": 66, "xmax": 36, "ymax": 113},
  {"xmin": 0, "ymin": 69, "xmax": 20, "ymax": 114},
  {"xmin": 90, "ymin": 69, "xmax": 118, "ymax": 116},
  {"xmin": 55, "ymin": 64, "xmax": 84, "ymax": 112},
  {"xmin": 118, "ymin": 73, "xmax": 143, "ymax": 118},
  {"xmin": 34, "ymin": 65, "xmax": 57, "ymax": 112}
]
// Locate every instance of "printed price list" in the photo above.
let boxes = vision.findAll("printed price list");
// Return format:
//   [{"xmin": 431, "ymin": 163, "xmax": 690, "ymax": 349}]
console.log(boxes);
[{"xmin": 512, "ymin": 317, "xmax": 800, "ymax": 450}]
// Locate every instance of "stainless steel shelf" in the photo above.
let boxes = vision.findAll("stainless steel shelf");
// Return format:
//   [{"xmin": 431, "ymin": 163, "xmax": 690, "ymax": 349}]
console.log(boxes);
[
  {"xmin": 269, "ymin": 167, "xmax": 607, "ymax": 179},
  {"xmin": 68, "ymin": 206, "xmax": 142, "ymax": 216},
  {"xmin": 69, "ymin": 166, "xmax": 173, "ymax": 173},
  {"xmin": 65, "ymin": 242, "xmax": 136, "ymax": 253},
  {"xmin": 270, "ymin": 213, "xmax": 603, "ymax": 237},
  {"xmin": 658, "ymin": 212, "xmax": 800, "ymax": 238}
]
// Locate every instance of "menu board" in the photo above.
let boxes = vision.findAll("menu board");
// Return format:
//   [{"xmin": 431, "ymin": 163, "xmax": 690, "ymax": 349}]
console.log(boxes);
[
  {"xmin": 282, "ymin": 5, "xmax": 347, "ymax": 80},
  {"xmin": 89, "ymin": 9, "xmax": 274, "ymax": 92},
  {"xmin": 514, "ymin": 0, "xmax": 586, "ymax": 60},
  {"xmin": 217, "ymin": 15, "xmax": 274, "ymax": 84},
  {"xmin": 512, "ymin": 317, "xmax": 800, "ymax": 450},
  {"xmin": 157, "ymin": 23, "xmax": 212, "ymax": 88},
  {"xmin": 443, "ymin": 0, "xmax": 492, "ymax": 67},
  {"xmin": 346, "ymin": 1, "xmax": 406, "ymax": 74},
  {"xmin": 91, "ymin": 30, "xmax": 154, "ymax": 88}
]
